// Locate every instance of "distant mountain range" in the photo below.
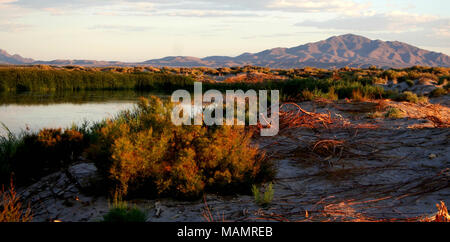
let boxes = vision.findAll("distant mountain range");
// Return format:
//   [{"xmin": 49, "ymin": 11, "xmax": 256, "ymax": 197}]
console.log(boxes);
[
  {"xmin": 1, "ymin": 34, "xmax": 449, "ymax": 69},
  {"xmin": 0, "ymin": 49, "xmax": 34, "ymax": 65}
]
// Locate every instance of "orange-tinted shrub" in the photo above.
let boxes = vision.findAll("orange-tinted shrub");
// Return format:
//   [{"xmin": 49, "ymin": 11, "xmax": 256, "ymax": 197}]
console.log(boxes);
[
  {"xmin": 90, "ymin": 96, "xmax": 273, "ymax": 199},
  {"xmin": 0, "ymin": 181, "xmax": 32, "ymax": 222}
]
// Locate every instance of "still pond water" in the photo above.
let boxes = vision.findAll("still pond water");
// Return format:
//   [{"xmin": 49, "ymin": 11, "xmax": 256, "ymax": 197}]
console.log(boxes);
[{"xmin": 0, "ymin": 90, "xmax": 167, "ymax": 135}]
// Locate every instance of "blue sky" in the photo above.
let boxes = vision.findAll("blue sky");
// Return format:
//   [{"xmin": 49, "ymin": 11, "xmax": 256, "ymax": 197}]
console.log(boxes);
[{"xmin": 0, "ymin": 0, "xmax": 449, "ymax": 62}]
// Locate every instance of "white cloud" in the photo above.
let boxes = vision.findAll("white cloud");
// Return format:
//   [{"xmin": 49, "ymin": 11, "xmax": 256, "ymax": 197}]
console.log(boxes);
[
  {"xmin": 432, "ymin": 27, "xmax": 450, "ymax": 38},
  {"xmin": 8, "ymin": 0, "xmax": 368, "ymax": 14},
  {"xmin": 89, "ymin": 24, "xmax": 151, "ymax": 32},
  {"xmin": 0, "ymin": 22, "xmax": 31, "ymax": 32},
  {"xmin": 162, "ymin": 10, "xmax": 261, "ymax": 18},
  {"xmin": 0, "ymin": 0, "xmax": 17, "ymax": 9},
  {"xmin": 267, "ymin": 0, "xmax": 368, "ymax": 13},
  {"xmin": 41, "ymin": 7, "xmax": 66, "ymax": 15},
  {"xmin": 297, "ymin": 12, "xmax": 447, "ymax": 33},
  {"xmin": 0, "ymin": 0, "xmax": 17, "ymax": 3},
  {"xmin": 0, "ymin": 0, "xmax": 30, "ymax": 30}
]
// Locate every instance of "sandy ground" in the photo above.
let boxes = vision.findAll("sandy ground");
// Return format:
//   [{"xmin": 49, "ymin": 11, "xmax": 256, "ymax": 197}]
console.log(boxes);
[{"xmin": 19, "ymin": 97, "xmax": 450, "ymax": 222}]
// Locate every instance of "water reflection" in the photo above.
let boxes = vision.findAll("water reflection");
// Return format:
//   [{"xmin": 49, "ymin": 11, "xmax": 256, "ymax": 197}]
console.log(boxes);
[
  {"xmin": 0, "ymin": 90, "xmax": 168, "ymax": 105},
  {"xmin": 0, "ymin": 90, "xmax": 167, "ymax": 135}
]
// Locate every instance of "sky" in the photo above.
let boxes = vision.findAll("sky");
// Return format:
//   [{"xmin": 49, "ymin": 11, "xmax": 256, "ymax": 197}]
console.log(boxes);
[{"xmin": 0, "ymin": 0, "xmax": 449, "ymax": 62}]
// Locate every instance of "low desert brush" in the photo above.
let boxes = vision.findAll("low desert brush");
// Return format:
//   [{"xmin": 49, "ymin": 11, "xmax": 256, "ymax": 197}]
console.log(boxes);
[
  {"xmin": 430, "ymin": 88, "xmax": 448, "ymax": 97},
  {"xmin": 421, "ymin": 201, "xmax": 450, "ymax": 222},
  {"xmin": 385, "ymin": 107, "xmax": 405, "ymax": 119},
  {"xmin": 0, "ymin": 181, "xmax": 32, "ymax": 222},
  {"xmin": 403, "ymin": 91, "xmax": 419, "ymax": 103}
]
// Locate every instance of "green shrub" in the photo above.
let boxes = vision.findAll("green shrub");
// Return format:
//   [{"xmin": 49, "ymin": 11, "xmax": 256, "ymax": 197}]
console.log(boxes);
[
  {"xmin": 252, "ymin": 183, "xmax": 274, "ymax": 207},
  {"xmin": 430, "ymin": 88, "xmax": 448, "ymax": 97},
  {"xmin": 103, "ymin": 207, "xmax": 147, "ymax": 222},
  {"xmin": 418, "ymin": 96, "xmax": 429, "ymax": 104},
  {"xmin": 384, "ymin": 90, "xmax": 401, "ymax": 100},
  {"xmin": 103, "ymin": 198, "xmax": 147, "ymax": 222},
  {"xmin": 406, "ymin": 79, "xmax": 415, "ymax": 87},
  {"xmin": 392, "ymin": 91, "xmax": 424, "ymax": 104},
  {"xmin": 0, "ymin": 123, "xmax": 22, "ymax": 184},
  {"xmin": 403, "ymin": 91, "xmax": 419, "ymax": 103},
  {"xmin": 385, "ymin": 108, "xmax": 405, "ymax": 119}
]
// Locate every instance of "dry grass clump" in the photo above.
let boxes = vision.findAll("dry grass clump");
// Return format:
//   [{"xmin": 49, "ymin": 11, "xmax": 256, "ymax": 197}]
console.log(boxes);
[
  {"xmin": 300, "ymin": 88, "xmax": 338, "ymax": 102},
  {"xmin": 367, "ymin": 111, "xmax": 384, "ymax": 119},
  {"xmin": 0, "ymin": 181, "xmax": 32, "ymax": 222},
  {"xmin": 278, "ymin": 103, "xmax": 336, "ymax": 130},
  {"xmin": 421, "ymin": 201, "xmax": 450, "ymax": 222},
  {"xmin": 320, "ymin": 201, "xmax": 376, "ymax": 222},
  {"xmin": 352, "ymin": 89, "xmax": 367, "ymax": 102},
  {"xmin": 201, "ymin": 196, "xmax": 227, "ymax": 222},
  {"xmin": 312, "ymin": 139, "xmax": 346, "ymax": 157},
  {"xmin": 301, "ymin": 89, "xmax": 315, "ymax": 101},
  {"xmin": 292, "ymin": 137, "xmax": 377, "ymax": 169},
  {"xmin": 277, "ymin": 103, "xmax": 378, "ymax": 132},
  {"xmin": 224, "ymin": 73, "xmax": 285, "ymax": 83}
]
